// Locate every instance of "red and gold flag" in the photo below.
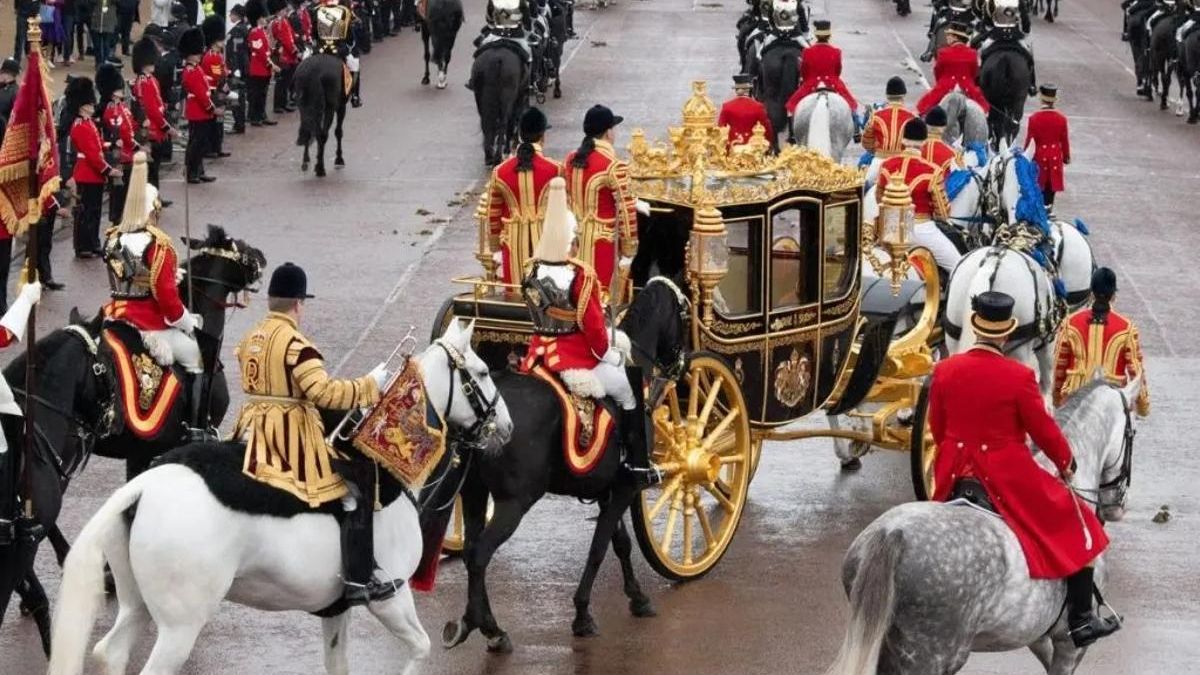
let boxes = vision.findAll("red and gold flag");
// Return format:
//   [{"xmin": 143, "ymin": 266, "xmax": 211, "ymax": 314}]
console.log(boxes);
[{"xmin": 0, "ymin": 43, "xmax": 60, "ymax": 238}]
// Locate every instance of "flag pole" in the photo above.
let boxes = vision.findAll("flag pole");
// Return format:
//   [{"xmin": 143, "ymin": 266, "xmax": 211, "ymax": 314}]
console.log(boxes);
[{"xmin": 20, "ymin": 17, "xmax": 43, "ymax": 519}]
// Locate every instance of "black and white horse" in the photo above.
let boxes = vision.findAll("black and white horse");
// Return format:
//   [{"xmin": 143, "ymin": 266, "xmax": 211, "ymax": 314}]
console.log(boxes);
[{"xmin": 420, "ymin": 0, "xmax": 465, "ymax": 88}]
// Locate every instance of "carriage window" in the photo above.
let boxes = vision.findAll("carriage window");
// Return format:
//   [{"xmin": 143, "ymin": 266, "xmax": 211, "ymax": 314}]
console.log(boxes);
[
  {"xmin": 770, "ymin": 204, "xmax": 820, "ymax": 311},
  {"xmin": 713, "ymin": 218, "xmax": 761, "ymax": 316},
  {"xmin": 823, "ymin": 202, "xmax": 858, "ymax": 300}
]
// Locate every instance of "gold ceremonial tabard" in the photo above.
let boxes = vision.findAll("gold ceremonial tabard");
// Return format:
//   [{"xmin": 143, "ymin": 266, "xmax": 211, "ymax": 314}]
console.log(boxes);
[{"xmin": 232, "ymin": 312, "xmax": 380, "ymax": 506}]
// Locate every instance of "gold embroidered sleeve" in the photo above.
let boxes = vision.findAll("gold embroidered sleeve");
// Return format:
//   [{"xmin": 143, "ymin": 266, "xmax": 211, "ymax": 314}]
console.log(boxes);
[
  {"xmin": 610, "ymin": 160, "xmax": 639, "ymax": 257},
  {"xmin": 292, "ymin": 356, "xmax": 381, "ymax": 410},
  {"xmin": 931, "ymin": 169, "xmax": 950, "ymax": 219},
  {"xmin": 1128, "ymin": 325, "xmax": 1150, "ymax": 416},
  {"xmin": 1051, "ymin": 322, "xmax": 1078, "ymax": 407}
]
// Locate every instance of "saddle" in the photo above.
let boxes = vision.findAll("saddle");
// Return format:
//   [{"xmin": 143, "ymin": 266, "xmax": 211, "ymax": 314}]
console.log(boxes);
[
  {"xmin": 949, "ymin": 477, "xmax": 998, "ymax": 513},
  {"xmin": 528, "ymin": 365, "xmax": 616, "ymax": 477},
  {"xmin": 980, "ymin": 30, "xmax": 1033, "ymax": 66},
  {"xmin": 100, "ymin": 322, "xmax": 185, "ymax": 442},
  {"xmin": 473, "ymin": 36, "xmax": 532, "ymax": 66}
]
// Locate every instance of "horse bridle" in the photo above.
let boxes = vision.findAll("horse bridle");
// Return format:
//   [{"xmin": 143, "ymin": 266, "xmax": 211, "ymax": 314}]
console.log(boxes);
[
  {"xmin": 434, "ymin": 339, "xmax": 503, "ymax": 446},
  {"xmin": 627, "ymin": 276, "xmax": 691, "ymax": 381},
  {"xmin": 184, "ymin": 243, "xmax": 265, "ymax": 309}
]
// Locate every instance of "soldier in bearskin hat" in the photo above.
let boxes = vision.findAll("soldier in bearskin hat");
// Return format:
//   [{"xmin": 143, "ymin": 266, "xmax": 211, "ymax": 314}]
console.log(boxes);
[
  {"xmin": 202, "ymin": 14, "xmax": 234, "ymax": 158},
  {"xmin": 65, "ymin": 77, "xmax": 120, "ymax": 258},
  {"xmin": 179, "ymin": 26, "xmax": 220, "ymax": 183},
  {"xmin": 97, "ymin": 63, "xmax": 138, "ymax": 230},
  {"xmin": 132, "ymin": 35, "xmax": 175, "ymax": 194},
  {"xmin": 246, "ymin": 0, "xmax": 280, "ymax": 126}
]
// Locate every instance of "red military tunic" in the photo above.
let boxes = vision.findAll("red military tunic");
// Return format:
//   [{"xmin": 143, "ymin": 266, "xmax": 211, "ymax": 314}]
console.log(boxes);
[
  {"xmin": 717, "ymin": 95, "xmax": 773, "ymax": 147},
  {"xmin": 520, "ymin": 260, "xmax": 610, "ymax": 373},
  {"xmin": 784, "ymin": 42, "xmax": 859, "ymax": 114},
  {"xmin": 877, "ymin": 153, "xmax": 949, "ymax": 220},
  {"xmin": 133, "ymin": 74, "xmax": 171, "ymax": 143},
  {"xmin": 103, "ymin": 227, "xmax": 189, "ymax": 331},
  {"xmin": 921, "ymin": 137, "xmax": 962, "ymax": 172},
  {"xmin": 297, "ymin": 7, "xmax": 313, "ymax": 46},
  {"xmin": 930, "ymin": 346, "xmax": 1109, "ymax": 579},
  {"xmin": 182, "ymin": 63, "xmax": 216, "ymax": 122},
  {"xmin": 563, "ymin": 140, "xmax": 639, "ymax": 289},
  {"xmin": 484, "ymin": 147, "xmax": 563, "ymax": 284},
  {"xmin": 918, "ymin": 43, "xmax": 991, "ymax": 114},
  {"xmin": 1052, "ymin": 308, "xmax": 1150, "ymax": 415},
  {"xmin": 202, "ymin": 49, "xmax": 228, "ymax": 90},
  {"xmin": 272, "ymin": 16, "xmax": 300, "ymax": 67},
  {"xmin": 248, "ymin": 26, "xmax": 275, "ymax": 77},
  {"xmin": 861, "ymin": 103, "xmax": 916, "ymax": 157},
  {"xmin": 70, "ymin": 117, "xmax": 113, "ymax": 185},
  {"xmin": 1024, "ymin": 108, "xmax": 1070, "ymax": 193},
  {"xmin": 102, "ymin": 101, "xmax": 137, "ymax": 165}
]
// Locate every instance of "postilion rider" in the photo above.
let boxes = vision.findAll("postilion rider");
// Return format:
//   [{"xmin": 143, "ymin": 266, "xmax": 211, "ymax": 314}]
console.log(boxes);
[
  {"xmin": 1053, "ymin": 267, "xmax": 1150, "ymax": 416},
  {"xmin": 929, "ymin": 291, "xmax": 1122, "ymax": 647},
  {"xmin": 519, "ymin": 177, "xmax": 658, "ymax": 488},
  {"xmin": 233, "ymin": 262, "xmax": 399, "ymax": 605}
]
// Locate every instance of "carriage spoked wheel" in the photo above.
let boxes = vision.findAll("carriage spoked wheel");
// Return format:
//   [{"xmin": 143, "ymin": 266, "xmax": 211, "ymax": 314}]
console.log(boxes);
[
  {"xmin": 441, "ymin": 495, "xmax": 496, "ymax": 555},
  {"xmin": 632, "ymin": 353, "xmax": 752, "ymax": 581},
  {"xmin": 909, "ymin": 379, "xmax": 937, "ymax": 501}
]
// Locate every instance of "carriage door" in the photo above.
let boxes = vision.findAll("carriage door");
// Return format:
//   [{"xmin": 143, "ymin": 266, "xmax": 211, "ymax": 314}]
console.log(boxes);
[
  {"xmin": 762, "ymin": 198, "xmax": 822, "ymax": 423},
  {"xmin": 814, "ymin": 197, "xmax": 861, "ymax": 408}
]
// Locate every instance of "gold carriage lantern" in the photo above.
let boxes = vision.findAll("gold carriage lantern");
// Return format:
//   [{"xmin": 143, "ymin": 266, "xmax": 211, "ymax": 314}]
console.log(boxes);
[
  {"xmin": 688, "ymin": 200, "xmax": 728, "ymax": 323},
  {"xmin": 869, "ymin": 179, "xmax": 917, "ymax": 295}
]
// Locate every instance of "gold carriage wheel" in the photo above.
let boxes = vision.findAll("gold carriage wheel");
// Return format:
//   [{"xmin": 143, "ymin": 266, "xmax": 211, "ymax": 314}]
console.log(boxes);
[
  {"xmin": 909, "ymin": 380, "xmax": 937, "ymax": 501},
  {"xmin": 632, "ymin": 353, "xmax": 752, "ymax": 581},
  {"xmin": 749, "ymin": 437, "xmax": 764, "ymax": 482},
  {"xmin": 441, "ymin": 495, "xmax": 495, "ymax": 555}
]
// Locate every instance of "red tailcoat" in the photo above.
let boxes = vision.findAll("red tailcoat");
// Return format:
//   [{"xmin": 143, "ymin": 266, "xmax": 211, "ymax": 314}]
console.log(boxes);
[
  {"xmin": 1024, "ymin": 108, "xmax": 1070, "ymax": 193},
  {"xmin": 133, "ymin": 74, "xmax": 171, "ymax": 143},
  {"xmin": 563, "ymin": 140, "xmax": 639, "ymax": 289},
  {"xmin": 484, "ymin": 148, "xmax": 563, "ymax": 284},
  {"xmin": 918, "ymin": 43, "xmax": 991, "ymax": 114},
  {"xmin": 1053, "ymin": 308, "xmax": 1150, "ymax": 415},
  {"xmin": 718, "ymin": 95, "xmax": 773, "ymax": 147},
  {"xmin": 272, "ymin": 16, "xmax": 300, "ymax": 67},
  {"xmin": 877, "ymin": 153, "xmax": 949, "ymax": 220},
  {"xmin": 861, "ymin": 104, "xmax": 915, "ymax": 157},
  {"xmin": 921, "ymin": 137, "xmax": 962, "ymax": 172},
  {"xmin": 785, "ymin": 42, "xmax": 859, "ymax": 114},
  {"xmin": 930, "ymin": 347, "xmax": 1109, "ymax": 578},
  {"xmin": 520, "ymin": 260, "xmax": 610, "ymax": 373},
  {"xmin": 70, "ymin": 117, "xmax": 112, "ymax": 185},
  {"xmin": 102, "ymin": 101, "xmax": 137, "ymax": 165},
  {"xmin": 103, "ymin": 228, "xmax": 188, "ymax": 331},
  {"xmin": 248, "ymin": 26, "xmax": 274, "ymax": 77},
  {"xmin": 182, "ymin": 64, "xmax": 216, "ymax": 122}
]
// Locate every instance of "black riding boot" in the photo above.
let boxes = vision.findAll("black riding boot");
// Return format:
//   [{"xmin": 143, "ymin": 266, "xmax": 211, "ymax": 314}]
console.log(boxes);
[
  {"xmin": 338, "ymin": 459, "xmax": 403, "ymax": 607},
  {"xmin": 1066, "ymin": 567, "xmax": 1121, "ymax": 647},
  {"xmin": 350, "ymin": 72, "xmax": 363, "ymax": 108},
  {"xmin": 186, "ymin": 372, "xmax": 215, "ymax": 441},
  {"xmin": 618, "ymin": 367, "xmax": 661, "ymax": 490}
]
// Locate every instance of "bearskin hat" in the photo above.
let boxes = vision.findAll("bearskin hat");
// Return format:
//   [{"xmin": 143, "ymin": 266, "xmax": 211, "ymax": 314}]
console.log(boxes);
[
  {"xmin": 178, "ymin": 26, "xmax": 206, "ymax": 58},
  {"xmin": 132, "ymin": 36, "xmax": 160, "ymax": 73},
  {"xmin": 246, "ymin": 0, "xmax": 269, "ymax": 24},
  {"xmin": 202, "ymin": 15, "xmax": 227, "ymax": 45},
  {"xmin": 267, "ymin": 0, "xmax": 288, "ymax": 14},
  {"xmin": 886, "ymin": 76, "xmax": 907, "ymax": 98},
  {"xmin": 63, "ymin": 76, "xmax": 97, "ymax": 115},
  {"xmin": 95, "ymin": 63, "xmax": 125, "ymax": 101}
]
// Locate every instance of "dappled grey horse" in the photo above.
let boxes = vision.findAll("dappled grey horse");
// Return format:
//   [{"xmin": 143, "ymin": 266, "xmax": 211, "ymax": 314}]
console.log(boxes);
[
  {"xmin": 938, "ymin": 90, "xmax": 990, "ymax": 157},
  {"xmin": 826, "ymin": 378, "xmax": 1139, "ymax": 675},
  {"xmin": 790, "ymin": 89, "xmax": 855, "ymax": 162}
]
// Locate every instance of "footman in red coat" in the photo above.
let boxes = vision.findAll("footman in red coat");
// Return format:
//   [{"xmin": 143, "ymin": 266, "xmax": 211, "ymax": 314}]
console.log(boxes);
[
  {"xmin": 1024, "ymin": 84, "xmax": 1070, "ymax": 212},
  {"xmin": 718, "ymin": 74, "xmax": 773, "ymax": 149},
  {"xmin": 784, "ymin": 20, "xmax": 860, "ymax": 125},
  {"xmin": 930, "ymin": 291, "xmax": 1122, "ymax": 648}
]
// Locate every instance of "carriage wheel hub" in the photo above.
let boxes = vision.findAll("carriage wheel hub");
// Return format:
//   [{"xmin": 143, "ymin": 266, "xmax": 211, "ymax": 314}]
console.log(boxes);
[{"xmin": 684, "ymin": 447, "xmax": 721, "ymax": 484}]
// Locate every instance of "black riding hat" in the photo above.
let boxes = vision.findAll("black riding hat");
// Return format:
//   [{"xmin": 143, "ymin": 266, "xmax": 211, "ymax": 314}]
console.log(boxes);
[
  {"xmin": 1091, "ymin": 267, "xmax": 1117, "ymax": 299},
  {"xmin": 1039, "ymin": 83, "xmax": 1059, "ymax": 102},
  {"xmin": 519, "ymin": 107, "xmax": 550, "ymax": 139},
  {"xmin": 583, "ymin": 104, "xmax": 623, "ymax": 137},
  {"xmin": 63, "ymin": 76, "xmax": 97, "ymax": 116},
  {"xmin": 970, "ymin": 291, "xmax": 1018, "ymax": 339},
  {"xmin": 178, "ymin": 27, "xmax": 206, "ymax": 58},
  {"xmin": 95, "ymin": 63, "xmax": 125, "ymax": 101},
  {"xmin": 202, "ymin": 14, "xmax": 227, "ymax": 45},
  {"xmin": 0, "ymin": 58, "xmax": 19, "ymax": 77},
  {"xmin": 732, "ymin": 73, "xmax": 754, "ymax": 87},
  {"xmin": 132, "ymin": 36, "xmax": 160, "ymax": 73},
  {"xmin": 813, "ymin": 19, "xmax": 831, "ymax": 37},
  {"xmin": 903, "ymin": 118, "xmax": 928, "ymax": 142},
  {"xmin": 886, "ymin": 76, "xmax": 907, "ymax": 98},
  {"xmin": 924, "ymin": 105, "xmax": 948, "ymax": 128},
  {"xmin": 268, "ymin": 263, "xmax": 315, "ymax": 299}
]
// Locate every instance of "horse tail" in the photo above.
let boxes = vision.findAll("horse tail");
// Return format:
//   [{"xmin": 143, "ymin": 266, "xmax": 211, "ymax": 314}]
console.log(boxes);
[
  {"xmin": 295, "ymin": 60, "xmax": 321, "ymax": 147},
  {"xmin": 825, "ymin": 528, "xmax": 902, "ymax": 675},
  {"xmin": 806, "ymin": 93, "xmax": 833, "ymax": 158},
  {"xmin": 47, "ymin": 474, "xmax": 149, "ymax": 675}
]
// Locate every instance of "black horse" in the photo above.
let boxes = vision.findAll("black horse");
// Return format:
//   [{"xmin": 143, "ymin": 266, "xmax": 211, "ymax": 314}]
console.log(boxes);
[
  {"xmin": 420, "ymin": 0, "xmax": 465, "ymax": 88},
  {"xmin": 1180, "ymin": 27, "xmax": 1200, "ymax": 123},
  {"xmin": 744, "ymin": 37, "xmax": 803, "ymax": 148},
  {"xmin": 531, "ymin": 0, "xmax": 567, "ymax": 102},
  {"xmin": 294, "ymin": 53, "xmax": 350, "ymax": 178},
  {"xmin": 0, "ymin": 226, "xmax": 264, "ymax": 657},
  {"xmin": 471, "ymin": 43, "xmax": 528, "ymax": 166},
  {"xmin": 979, "ymin": 46, "xmax": 1034, "ymax": 150},
  {"xmin": 1149, "ymin": 6, "xmax": 1188, "ymax": 112},
  {"xmin": 1031, "ymin": 0, "xmax": 1058, "ymax": 23},
  {"xmin": 1128, "ymin": 1, "xmax": 1159, "ymax": 99}
]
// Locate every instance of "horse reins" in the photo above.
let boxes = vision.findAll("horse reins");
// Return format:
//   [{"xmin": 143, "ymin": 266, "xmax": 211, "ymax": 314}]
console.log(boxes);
[{"xmin": 1071, "ymin": 387, "xmax": 1136, "ymax": 508}]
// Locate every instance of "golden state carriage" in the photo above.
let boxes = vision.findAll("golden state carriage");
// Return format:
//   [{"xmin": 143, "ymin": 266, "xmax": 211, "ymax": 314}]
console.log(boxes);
[{"xmin": 432, "ymin": 81, "xmax": 942, "ymax": 579}]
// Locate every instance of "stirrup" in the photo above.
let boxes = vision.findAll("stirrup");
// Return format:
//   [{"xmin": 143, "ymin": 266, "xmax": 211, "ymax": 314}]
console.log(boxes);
[
  {"xmin": 343, "ymin": 576, "xmax": 404, "ymax": 607},
  {"xmin": 622, "ymin": 463, "xmax": 663, "ymax": 489}
]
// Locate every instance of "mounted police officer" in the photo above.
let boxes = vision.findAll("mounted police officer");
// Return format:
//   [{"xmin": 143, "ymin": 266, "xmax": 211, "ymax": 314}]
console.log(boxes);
[
  {"xmin": 930, "ymin": 291, "xmax": 1122, "ymax": 648},
  {"xmin": 233, "ymin": 262, "xmax": 398, "ymax": 605},
  {"xmin": 312, "ymin": 0, "xmax": 365, "ymax": 107}
]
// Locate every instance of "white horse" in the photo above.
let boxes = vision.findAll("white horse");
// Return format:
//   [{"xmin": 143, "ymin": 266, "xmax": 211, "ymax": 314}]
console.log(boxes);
[
  {"xmin": 48, "ymin": 319, "xmax": 514, "ymax": 675},
  {"xmin": 791, "ymin": 88, "xmax": 856, "ymax": 162},
  {"xmin": 826, "ymin": 376, "xmax": 1139, "ymax": 675}
]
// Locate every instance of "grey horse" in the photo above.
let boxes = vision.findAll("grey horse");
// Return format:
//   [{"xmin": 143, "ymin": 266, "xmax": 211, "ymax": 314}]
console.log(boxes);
[
  {"xmin": 826, "ymin": 377, "xmax": 1139, "ymax": 675},
  {"xmin": 790, "ymin": 88, "xmax": 855, "ymax": 162},
  {"xmin": 938, "ymin": 90, "xmax": 990, "ymax": 156}
]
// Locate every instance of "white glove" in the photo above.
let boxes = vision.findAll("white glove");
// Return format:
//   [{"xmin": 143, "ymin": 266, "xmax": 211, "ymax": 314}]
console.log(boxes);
[
  {"xmin": 492, "ymin": 250, "xmax": 503, "ymax": 265},
  {"xmin": 636, "ymin": 199, "xmax": 651, "ymax": 216},
  {"xmin": 0, "ymin": 282, "xmax": 42, "ymax": 343},
  {"xmin": 169, "ymin": 311, "xmax": 199, "ymax": 335},
  {"xmin": 368, "ymin": 362, "xmax": 390, "ymax": 390},
  {"xmin": 601, "ymin": 347, "xmax": 622, "ymax": 366}
]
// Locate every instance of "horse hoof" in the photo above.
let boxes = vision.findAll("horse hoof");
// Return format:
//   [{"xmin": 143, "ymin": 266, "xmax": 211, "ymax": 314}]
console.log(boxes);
[
  {"xmin": 436, "ymin": 81, "xmax": 447, "ymax": 90},
  {"xmin": 553, "ymin": 88, "xmax": 562, "ymax": 99},
  {"xmin": 840, "ymin": 457, "xmax": 863, "ymax": 472},
  {"xmin": 301, "ymin": 162, "xmax": 309, "ymax": 172},
  {"xmin": 421, "ymin": 76, "xmax": 431, "ymax": 86},
  {"xmin": 571, "ymin": 614, "xmax": 599, "ymax": 638},
  {"xmin": 1189, "ymin": 116, "xmax": 1199, "ymax": 125},
  {"xmin": 442, "ymin": 619, "xmax": 473, "ymax": 649},
  {"xmin": 335, "ymin": 157, "xmax": 345, "ymax": 167},
  {"xmin": 485, "ymin": 632, "xmax": 513, "ymax": 654},
  {"xmin": 19, "ymin": 600, "xmax": 32, "ymax": 617},
  {"xmin": 629, "ymin": 597, "xmax": 657, "ymax": 618},
  {"xmin": 315, "ymin": 166, "xmax": 327, "ymax": 178}
]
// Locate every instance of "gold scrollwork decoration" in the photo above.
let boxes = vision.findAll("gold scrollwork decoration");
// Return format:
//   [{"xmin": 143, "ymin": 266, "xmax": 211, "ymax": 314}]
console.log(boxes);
[
  {"xmin": 773, "ymin": 348, "xmax": 811, "ymax": 408},
  {"xmin": 710, "ymin": 318, "xmax": 760, "ymax": 337},
  {"xmin": 132, "ymin": 353, "xmax": 163, "ymax": 411}
]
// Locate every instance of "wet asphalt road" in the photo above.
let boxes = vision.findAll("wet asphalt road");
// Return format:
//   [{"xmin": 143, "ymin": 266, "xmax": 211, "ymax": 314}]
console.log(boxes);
[{"xmin": 2, "ymin": 0, "xmax": 1199, "ymax": 673}]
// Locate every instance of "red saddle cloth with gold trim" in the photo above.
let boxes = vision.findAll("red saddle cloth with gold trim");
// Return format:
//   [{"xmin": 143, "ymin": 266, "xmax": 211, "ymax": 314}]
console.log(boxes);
[
  {"xmin": 528, "ymin": 365, "xmax": 616, "ymax": 476},
  {"xmin": 102, "ymin": 326, "xmax": 183, "ymax": 441}
]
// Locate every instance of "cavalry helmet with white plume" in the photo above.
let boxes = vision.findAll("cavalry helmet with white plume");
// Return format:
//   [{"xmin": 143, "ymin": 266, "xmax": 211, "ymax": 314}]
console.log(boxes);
[
  {"xmin": 118, "ymin": 152, "xmax": 160, "ymax": 233},
  {"xmin": 532, "ymin": 177, "xmax": 577, "ymax": 264}
]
